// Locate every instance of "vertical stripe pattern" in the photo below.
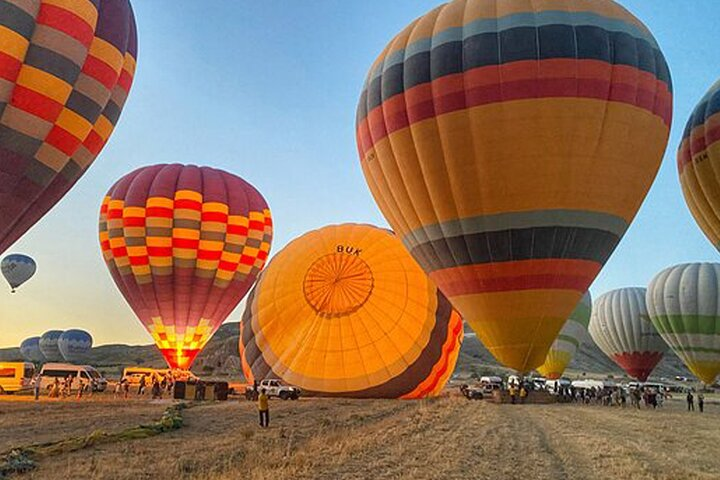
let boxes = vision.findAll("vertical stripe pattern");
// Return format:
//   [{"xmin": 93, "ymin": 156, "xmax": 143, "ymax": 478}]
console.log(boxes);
[
  {"xmin": 647, "ymin": 263, "xmax": 720, "ymax": 385},
  {"xmin": 589, "ymin": 287, "xmax": 666, "ymax": 381}
]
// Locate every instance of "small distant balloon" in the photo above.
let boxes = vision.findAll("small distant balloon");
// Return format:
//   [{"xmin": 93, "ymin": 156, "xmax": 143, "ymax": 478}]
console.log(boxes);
[
  {"xmin": 1, "ymin": 254, "xmax": 36, "ymax": 293},
  {"xmin": 39, "ymin": 331, "xmax": 64, "ymax": 362},
  {"xmin": 58, "ymin": 330, "xmax": 93, "ymax": 363},
  {"xmin": 19, "ymin": 337, "xmax": 45, "ymax": 363}
]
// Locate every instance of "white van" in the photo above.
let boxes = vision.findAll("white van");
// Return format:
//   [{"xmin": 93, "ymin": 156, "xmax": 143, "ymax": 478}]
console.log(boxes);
[{"xmin": 40, "ymin": 363, "xmax": 108, "ymax": 392}]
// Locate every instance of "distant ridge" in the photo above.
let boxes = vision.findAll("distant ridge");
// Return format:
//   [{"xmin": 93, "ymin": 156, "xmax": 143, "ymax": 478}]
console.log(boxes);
[{"xmin": 0, "ymin": 322, "xmax": 693, "ymax": 382}]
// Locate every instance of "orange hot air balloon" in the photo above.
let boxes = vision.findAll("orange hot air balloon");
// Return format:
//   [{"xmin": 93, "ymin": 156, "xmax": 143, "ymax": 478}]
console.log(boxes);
[
  {"xmin": 356, "ymin": 0, "xmax": 672, "ymax": 372},
  {"xmin": 0, "ymin": 0, "xmax": 138, "ymax": 255},
  {"xmin": 99, "ymin": 164, "xmax": 272, "ymax": 370},
  {"xmin": 240, "ymin": 224, "xmax": 463, "ymax": 399}
]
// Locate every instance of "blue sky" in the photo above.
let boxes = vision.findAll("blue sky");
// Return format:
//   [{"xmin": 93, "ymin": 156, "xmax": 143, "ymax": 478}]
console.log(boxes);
[{"xmin": 1, "ymin": 1, "xmax": 720, "ymax": 347}]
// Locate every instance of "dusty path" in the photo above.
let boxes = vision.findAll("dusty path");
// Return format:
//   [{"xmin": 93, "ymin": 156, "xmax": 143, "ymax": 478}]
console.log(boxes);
[{"xmin": 13, "ymin": 396, "xmax": 720, "ymax": 480}]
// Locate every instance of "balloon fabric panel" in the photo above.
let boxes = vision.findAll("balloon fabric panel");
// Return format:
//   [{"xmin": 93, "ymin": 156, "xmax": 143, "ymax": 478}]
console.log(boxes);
[
  {"xmin": 99, "ymin": 164, "xmax": 272, "ymax": 370},
  {"xmin": 537, "ymin": 292, "xmax": 591, "ymax": 380},
  {"xmin": 0, "ymin": 0, "xmax": 138, "ymax": 254},
  {"xmin": 356, "ymin": 0, "xmax": 672, "ymax": 372}
]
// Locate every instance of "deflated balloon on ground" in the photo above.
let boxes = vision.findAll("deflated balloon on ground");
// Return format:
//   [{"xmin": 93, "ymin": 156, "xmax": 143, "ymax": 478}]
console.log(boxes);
[{"xmin": 240, "ymin": 223, "xmax": 463, "ymax": 399}]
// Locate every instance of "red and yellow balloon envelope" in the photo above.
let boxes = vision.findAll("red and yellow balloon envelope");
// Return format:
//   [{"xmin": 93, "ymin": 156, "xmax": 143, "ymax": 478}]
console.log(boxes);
[
  {"xmin": 356, "ymin": 0, "xmax": 672, "ymax": 372},
  {"xmin": 99, "ymin": 164, "xmax": 272, "ymax": 370},
  {"xmin": 0, "ymin": 0, "xmax": 138, "ymax": 254},
  {"xmin": 678, "ymin": 79, "xmax": 720, "ymax": 249},
  {"xmin": 240, "ymin": 224, "xmax": 463, "ymax": 399}
]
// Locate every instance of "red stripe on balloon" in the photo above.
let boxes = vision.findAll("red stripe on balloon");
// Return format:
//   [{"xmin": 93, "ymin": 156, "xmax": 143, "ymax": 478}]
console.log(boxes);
[{"xmin": 358, "ymin": 60, "xmax": 672, "ymax": 158}]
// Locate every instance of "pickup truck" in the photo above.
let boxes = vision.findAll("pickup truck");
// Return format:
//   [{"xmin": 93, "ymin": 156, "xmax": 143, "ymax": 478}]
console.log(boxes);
[{"xmin": 245, "ymin": 379, "xmax": 301, "ymax": 401}]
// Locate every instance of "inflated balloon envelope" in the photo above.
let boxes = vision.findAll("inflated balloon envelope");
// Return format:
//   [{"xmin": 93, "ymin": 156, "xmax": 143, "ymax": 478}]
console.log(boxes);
[
  {"xmin": 240, "ymin": 223, "xmax": 463, "ymax": 399},
  {"xmin": 0, "ymin": 0, "xmax": 138, "ymax": 255},
  {"xmin": 99, "ymin": 164, "xmax": 273, "ymax": 370},
  {"xmin": 356, "ymin": 0, "xmax": 673, "ymax": 372}
]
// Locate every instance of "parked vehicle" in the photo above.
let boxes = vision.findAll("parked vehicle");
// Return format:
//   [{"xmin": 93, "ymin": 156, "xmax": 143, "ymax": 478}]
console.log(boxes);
[
  {"xmin": 460, "ymin": 384, "xmax": 484, "ymax": 400},
  {"xmin": 39, "ymin": 363, "xmax": 107, "ymax": 392},
  {"xmin": 545, "ymin": 378, "xmax": 571, "ymax": 394},
  {"xmin": 245, "ymin": 379, "xmax": 300, "ymax": 401},
  {"xmin": 121, "ymin": 367, "xmax": 198, "ymax": 385},
  {"xmin": 0, "ymin": 362, "xmax": 35, "ymax": 394}
]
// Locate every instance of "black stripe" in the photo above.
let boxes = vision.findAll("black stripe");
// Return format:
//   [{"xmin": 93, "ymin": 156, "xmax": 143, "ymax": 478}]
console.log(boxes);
[
  {"xmin": 359, "ymin": 25, "xmax": 671, "ymax": 121},
  {"xmin": 409, "ymin": 226, "xmax": 620, "ymax": 273},
  {"xmin": 684, "ymin": 89, "xmax": 720, "ymax": 141},
  {"xmin": 66, "ymin": 91, "xmax": 103, "ymax": 124},
  {"xmin": 0, "ymin": 1, "xmax": 36, "ymax": 40},
  {"xmin": 24, "ymin": 45, "xmax": 81, "ymax": 85}
]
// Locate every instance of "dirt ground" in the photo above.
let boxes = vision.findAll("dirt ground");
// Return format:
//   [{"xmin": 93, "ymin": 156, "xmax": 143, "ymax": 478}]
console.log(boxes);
[{"xmin": 0, "ymin": 394, "xmax": 717, "ymax": 480}]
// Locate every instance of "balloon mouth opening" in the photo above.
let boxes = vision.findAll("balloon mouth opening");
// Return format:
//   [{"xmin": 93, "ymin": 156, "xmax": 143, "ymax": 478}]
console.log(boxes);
[{"xmin": 303, "ymin": 253, "xmax": 374, "ymax": 318}]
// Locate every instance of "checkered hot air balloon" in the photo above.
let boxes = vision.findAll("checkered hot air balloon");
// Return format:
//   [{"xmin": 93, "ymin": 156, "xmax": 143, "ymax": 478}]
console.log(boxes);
[
  {"xmin": 99, "ymin": 164, "xmax": 273, "ymax": 370},
  {"xmin": 0, "ymin": 0, "xmax": 138, "ymax": 255},
  {"xmin": 356, "ymin": 0, "xmax": 672, "ymax": 373}
]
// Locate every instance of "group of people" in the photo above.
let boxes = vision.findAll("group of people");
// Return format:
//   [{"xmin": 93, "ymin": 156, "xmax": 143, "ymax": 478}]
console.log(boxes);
[
  {"xmin": 507, "ymin": 384, "xmax": 528, "ymax": 404},
  {"xmin": 33, "ymin": 375, "xmax": 96, "ymax": 401},
  {"xmin": 686, "ymin": 390, "xmax": 706, "ymax": 412},
  {"xmin": 114, "ymin": 372, "xmax": 175, "ymax": 400}
]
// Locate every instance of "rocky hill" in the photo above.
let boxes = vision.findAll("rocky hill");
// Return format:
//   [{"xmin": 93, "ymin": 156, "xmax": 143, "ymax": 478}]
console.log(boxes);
[{"xmin": 0, "ymin": 322, "xmax": 692, "ymax": 382}]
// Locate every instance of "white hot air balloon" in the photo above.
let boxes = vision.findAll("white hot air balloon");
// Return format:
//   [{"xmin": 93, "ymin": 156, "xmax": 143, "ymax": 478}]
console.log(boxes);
[
  {"xmin": 1, "ymin": 254, "xmax": 36, "ymax": 293},
  {"xmin": 647, "ymin": 263, "xmax": 720, "ymax": 385},
  {"xmin": 589, "ymin": 287, "xmax": 667, "ymax": 381}
]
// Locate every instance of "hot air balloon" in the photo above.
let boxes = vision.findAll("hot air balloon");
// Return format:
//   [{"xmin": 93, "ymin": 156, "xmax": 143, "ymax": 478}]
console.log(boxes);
[
  {"xmin": 240, "ymin": 224, "xmax": 464, "ymax": 399},
  {"xmin": 0, "ymin": 1, "xmax": 138, "ymax": 255},
  {"xmin": 39, "ymin": 330, "xmax": 64, "ymax": 362},
  {"xmin": 647, "ymin": 263, "xmax": 720, "ymax": 385},
  {"xmin": 1, "ymin": 254, "xmax": 36, "ymax": 293},
  {"xmin": 678, "ymin": 80, "xmax": 720, "ymax": 249},
  {"xmin": 537, "ymin": 292, "xmax": 592, "ymax": 380},
  {"xmin": 356, "ymin": 0, "xmax": 672, "ymax": 373},
  {"xmin": 20, "ymin": 337, "xmax": 45, "ymax": 363},
  {"xmin": 58, "ymin": 329, "xmax": 93, "ymax": 363},
  {"xmin": 99, "ymin": 164, "xmax": 272, "ymax": 370},
  {"xmin": 589, "ymin": 288, "xmax": 666, "ymax": 381}
]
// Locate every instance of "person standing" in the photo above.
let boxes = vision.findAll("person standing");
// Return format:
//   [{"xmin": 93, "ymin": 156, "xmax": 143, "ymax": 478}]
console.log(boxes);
[
  {"xmin": 687, "ymin": 390, "xmax": 695, "ymax": 412},
  {"xmin": 122, "ymin": 377, "xmax": 130, "ymax": 399},
  {"xmin": 519, "ymin": 385, "xmax": 528, "ymax": 404},
  {"xmin": 258, "ymin": 388, "xmax": 270, "ymax": 428},
  {"xmin": 32, "ymin": 375, "xmax": 41, "ymax": 401},
  {"xmin": 698, "ymin": 392, "xmax": 705, "ymax": 413},
  {"xmin": 138, "ymin": 374, "xmax": 147, "ymax": 396}
]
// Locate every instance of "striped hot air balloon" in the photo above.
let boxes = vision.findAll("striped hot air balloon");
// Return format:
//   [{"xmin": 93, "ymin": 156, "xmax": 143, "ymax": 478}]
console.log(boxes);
[
  {"xmin": 589, "ymin": 288, "xmax": 666, "ymax": 381},
  {"xmin": 0, "ymin": 0, "xmax": 138, "ymax": 255},
  {"xmin": 240, "ymin": 224, "xmax": 464, "ymax": 399},
  {"xmin": 356, "ymin": 0, "xmax": 672, "ymax": 373},
  {"xmin": 678, "ymin": 80, "xmax": 720, "ymax": 250},
  {"xmin": 537, "ymin": 292, "xmax": 592, "ymax": 380},
  {"xmin": 647, "ymin": 263, "xmax": 720, "ymax": 385},
  {"xmin": 99, "ymin": 164, "xmax": 272, "ymax": 370}
]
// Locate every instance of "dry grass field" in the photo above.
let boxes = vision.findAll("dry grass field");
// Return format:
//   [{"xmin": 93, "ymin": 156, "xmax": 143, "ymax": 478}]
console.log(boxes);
[{"xmin": 0, "ymin": 394, "xmax": 717, "ymax": 480}]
